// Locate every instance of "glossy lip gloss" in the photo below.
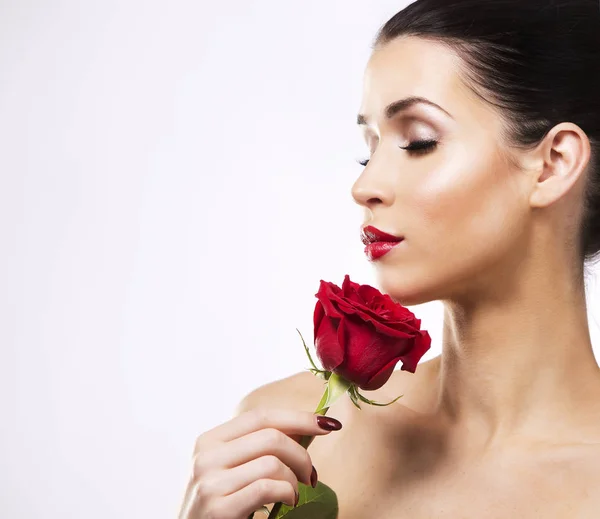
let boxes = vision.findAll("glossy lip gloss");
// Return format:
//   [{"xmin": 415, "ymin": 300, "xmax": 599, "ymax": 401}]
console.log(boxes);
[{"xmin": 361, "ymin": 225, "xmax": 404, "ymax": 261}]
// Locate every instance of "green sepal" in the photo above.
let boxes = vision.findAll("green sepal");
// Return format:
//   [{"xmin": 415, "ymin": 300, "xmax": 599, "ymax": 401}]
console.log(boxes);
[
  {"xmin": 270, "ymin": 481, "xmax": 338, "ymax": 519},
  {"xmin": 297, "ymin": 329, "xmax": 332, "ymax": 382},
  {"xmin": 314, "ymin": 372, "xmax": 352, "ymax": 414},
  {"xmin": 347, "ymin": 385, "xmax": 362, "ymax": 410},
  {"xmin": 305, "ymin": 368, "xmax": 330, "ymax": 381},
  {"xmin": 297, "ymin": 328, "xmax": 321, "ymax": 372},
  {"xmin": 353, "ymin": 387, "xmax": 404, "ymax": 407}
]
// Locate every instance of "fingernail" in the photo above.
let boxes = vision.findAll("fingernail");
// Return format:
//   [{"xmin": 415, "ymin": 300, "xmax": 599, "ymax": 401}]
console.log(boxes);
[
  {"xmin": 316, "ymin": 415, "xmax": 342, "ymax": 431},
  {"xmin": 294, "ymin": 490, "xmax": 299, "ymax": 507},
  {"xmin": 310, "ymin": 465, "xmax": 318, "ymax": 488}
]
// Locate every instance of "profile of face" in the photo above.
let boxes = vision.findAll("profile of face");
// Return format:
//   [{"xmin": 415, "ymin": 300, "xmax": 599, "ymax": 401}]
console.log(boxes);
[{"xmin": 352, "ymin": 36, "xmax": 557, "ymax": 307}]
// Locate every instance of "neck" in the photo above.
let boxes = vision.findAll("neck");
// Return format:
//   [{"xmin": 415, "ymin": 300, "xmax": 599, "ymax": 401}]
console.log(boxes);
[{"xmin": 434, "ymin": 260, "xmax": 600, "ymax": 449}]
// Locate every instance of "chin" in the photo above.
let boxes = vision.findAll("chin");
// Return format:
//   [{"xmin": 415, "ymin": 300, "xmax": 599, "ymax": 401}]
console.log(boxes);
[
  {"xmin": 373, "ymin": 265, "xmax": 451, "ymax": 307},
  {"xmin": 375, "ymin": 275, "xmax": 434, "ymax": 306}
]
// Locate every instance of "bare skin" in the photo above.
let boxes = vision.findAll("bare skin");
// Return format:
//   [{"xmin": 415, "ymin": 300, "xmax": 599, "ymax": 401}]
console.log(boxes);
[
  {"xmin": 243, "ymin": 359, "xmax": 600, "ymax": 518},
  {"xmin": 179, "ymin": 35, "xmax": 600, "ymax": 518}
]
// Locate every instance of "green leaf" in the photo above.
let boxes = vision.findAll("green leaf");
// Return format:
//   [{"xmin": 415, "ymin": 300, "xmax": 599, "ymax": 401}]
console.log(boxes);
[{"xmin": 271, "ymin": 481, "xmax": 339, "ymax": 519}]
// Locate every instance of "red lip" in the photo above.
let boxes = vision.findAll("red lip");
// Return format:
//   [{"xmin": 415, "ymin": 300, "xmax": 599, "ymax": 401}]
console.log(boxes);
[
  {"xmin": 361, "ymin": 225, "xmax": 404, "ymax": 245},
  {"xmin": 361, "ymin": 225, "xmax": 404, "ymax": 261}
]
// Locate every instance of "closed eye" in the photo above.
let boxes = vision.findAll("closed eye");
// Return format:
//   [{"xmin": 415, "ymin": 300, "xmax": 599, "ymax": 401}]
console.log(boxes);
[
  {"xmin": 401, "ymin": 139, "xmax": 438, "ymax": 154},
  {"xmin": 356, "ymin": 139, "xmax": 438, "ymax": 167}
]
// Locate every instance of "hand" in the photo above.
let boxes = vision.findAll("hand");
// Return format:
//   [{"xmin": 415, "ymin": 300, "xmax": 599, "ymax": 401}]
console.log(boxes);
[{"xmin": 177, "ymin": 407, "xmax": 342, "ymax": 519}]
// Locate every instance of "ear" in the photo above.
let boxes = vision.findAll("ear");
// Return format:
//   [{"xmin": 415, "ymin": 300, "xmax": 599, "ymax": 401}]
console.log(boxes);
[{"xmin": 528, "ymin": 122, "xmax": 591, "ymax": 209}]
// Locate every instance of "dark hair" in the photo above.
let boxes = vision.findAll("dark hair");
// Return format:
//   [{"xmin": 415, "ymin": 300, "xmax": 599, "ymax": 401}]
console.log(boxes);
[{"xmin": 374, "ymin": 0, "xmax": 600, "ymax": 275}]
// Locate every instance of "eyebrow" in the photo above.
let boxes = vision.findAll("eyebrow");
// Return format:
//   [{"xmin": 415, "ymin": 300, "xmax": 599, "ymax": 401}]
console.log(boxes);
[{"xmin": 356, "ymin": 96, "xmax": 453, "ymax": 126}]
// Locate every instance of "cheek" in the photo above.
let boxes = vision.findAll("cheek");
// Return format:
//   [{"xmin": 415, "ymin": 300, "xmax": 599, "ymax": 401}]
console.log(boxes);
[
  {"xmin": 374, "ymin": 140, "xmax": 527, "ymax": 304},
  {"xmin": 406, "ymin": 146, "xmax": 522, "ymax": 262}
]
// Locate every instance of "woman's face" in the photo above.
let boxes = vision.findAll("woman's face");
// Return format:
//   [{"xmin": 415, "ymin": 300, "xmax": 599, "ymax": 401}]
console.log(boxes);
[{"xmin": 352, "ymin": 36, "xmax": 530, "ymax": 306}]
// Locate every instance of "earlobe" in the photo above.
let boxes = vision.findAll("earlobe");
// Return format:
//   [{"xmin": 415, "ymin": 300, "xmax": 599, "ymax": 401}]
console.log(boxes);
[{"xmin": 528, "ymin": 123, "xmax": 591, "ymax": 209}]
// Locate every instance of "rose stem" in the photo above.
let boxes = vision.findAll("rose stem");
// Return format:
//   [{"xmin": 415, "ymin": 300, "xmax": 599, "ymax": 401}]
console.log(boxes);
[{"xmin": 263, "ymin": 396, "xmax": 331, "ymax": 519}]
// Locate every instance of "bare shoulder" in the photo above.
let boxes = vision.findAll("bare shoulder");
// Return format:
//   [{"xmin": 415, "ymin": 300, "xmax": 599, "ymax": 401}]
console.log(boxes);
[
  {"xmin": 234, "ymin": 371, "xmax": 328, "ymax": 416},
  {"xmin": 234, "ymin": 355, "xmax": 441, "ymax": 419},
  {"xmin": 364, "ymin": 355, "xmax": 441, "ymax": 411}
]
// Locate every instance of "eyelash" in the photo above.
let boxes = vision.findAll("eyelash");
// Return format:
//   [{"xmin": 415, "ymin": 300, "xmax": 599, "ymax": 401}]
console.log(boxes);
[{"xmin": 357, "ymin": 139, "xmax": 438, "ymax": 167}]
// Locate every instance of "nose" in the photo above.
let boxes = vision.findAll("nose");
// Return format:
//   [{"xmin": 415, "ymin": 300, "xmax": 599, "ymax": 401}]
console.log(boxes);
[{"xmin": 351, "ymin": 166, "xmax": 395, "ymax": 209}]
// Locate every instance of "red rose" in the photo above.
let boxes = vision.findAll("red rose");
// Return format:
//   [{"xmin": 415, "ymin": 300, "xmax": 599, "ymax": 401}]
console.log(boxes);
[{"xmin": 313, "ymin": 275, "xmax": 431, "ymax": 391}]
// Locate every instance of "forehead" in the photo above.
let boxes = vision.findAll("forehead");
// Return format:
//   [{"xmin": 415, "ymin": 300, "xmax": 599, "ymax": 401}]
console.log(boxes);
[{"xmin": 360, "ymin": 36, "xmax": 478, "ymax": 121}]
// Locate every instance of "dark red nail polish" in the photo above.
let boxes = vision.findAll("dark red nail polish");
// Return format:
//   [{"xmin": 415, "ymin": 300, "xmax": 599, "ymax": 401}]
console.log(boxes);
[
  {"xmin": 294, "ymin": 490, "xmax": 299, "ymax": 507},
  {"xmin": 316, "ymin": 415, "xmax": 342, "ymax": 431},
  {"xmin": 310, "ymin": 465, "xmax": 318, "ymax": 488}
]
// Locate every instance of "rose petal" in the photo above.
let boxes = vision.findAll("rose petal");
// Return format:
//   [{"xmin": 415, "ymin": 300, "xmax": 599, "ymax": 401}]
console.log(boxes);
[
  {"xmin": 362, "ymin": 356, "xmax": 401, "ymax": 391},
  {"xmin": 315, "ymin": 281, "xmax": 343, "ymax": 319},
  {"xmin": 334, "ymin": 302, "xmax": 416, "ymax": 339},
  {"xmin": 329, "ymin": 317, "xmax": 371, "ymax": 388},
  {"xmin": 399, "ymin": 330, "xmax": 432, "ymax": 373},
  {"xmin": 357, "ymin": 284, "xmax": 387, "ymax": 306},
  {"xmin": 342, "ymin": 274, "xmax": 363, "ymax": 295},
  {"xmin": 313, "ymin": 301, "xmax": 326, "ymax": 346},
  {"xmin": 330, "ymin": 292, "xmax": 416, "ymax": 329},
  {"xmin": 341, "ymin": 318, "xmax": 392, "ymax": 378},
  {"xmin": 314, "ymin": 313, "xmax": 344, "ymax": 371},
  {"xmin": 312, "ymin": 275, "xmax": 431, "ymax": 392},
  {"xmin": 342, "ymin": 280, "xmax": 365, "ymax": 307}
]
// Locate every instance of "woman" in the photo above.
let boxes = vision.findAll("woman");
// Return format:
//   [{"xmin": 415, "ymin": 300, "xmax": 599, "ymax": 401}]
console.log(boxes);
[{"xmin": 179, "ymin": 0, "xmax": 600, "ymax": 517}]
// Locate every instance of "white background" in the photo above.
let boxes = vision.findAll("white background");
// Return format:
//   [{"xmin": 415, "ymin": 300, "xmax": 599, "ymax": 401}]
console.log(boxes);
[{"xmin": 1, "ymin": 1, "xmax": 599, "ymax": 518}]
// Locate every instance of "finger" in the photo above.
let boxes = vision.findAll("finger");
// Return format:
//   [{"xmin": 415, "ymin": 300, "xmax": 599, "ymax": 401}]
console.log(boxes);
[
  {"xmin": 226, "ymin": 428, "xmax": 314, "ymax": 486},
  {"xmin": 205, "ymin": 455, "xmax": 299, "ymax": 499},
  {"xmin": 197, "ymin": 408, "xmax": 339, "ymax": 448},
  {"xmin": 201, "ymin": 428, "xmax": 314, "ymax": 487},
  {"xmin": 213, "ymin": 479, "xmax": 297, "ymax": 518}
]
